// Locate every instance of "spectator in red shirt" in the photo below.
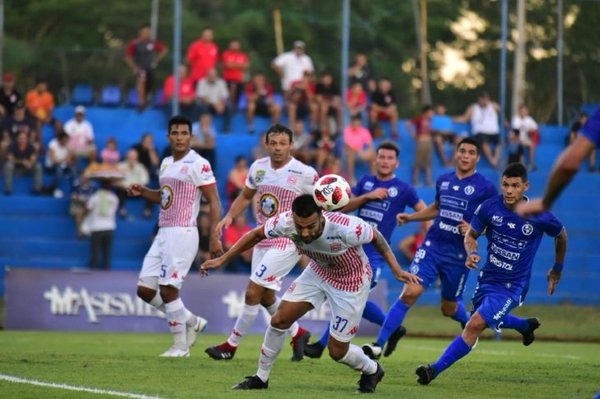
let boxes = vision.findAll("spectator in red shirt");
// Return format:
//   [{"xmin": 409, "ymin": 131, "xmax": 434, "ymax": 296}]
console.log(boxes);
[
  {"xmin": 125, "ymin": 24, "xmax": 168, "ymax": 109},
  {"xmin": 245, "ymin": 73, "xmax": 281, "ymax": 133},
  {"xmin": 399, "ymin": 222, "xmax": 428, "ymax": 262},
  {"xmin": 406, "ymin": 105, "xmax": 435, "ymax": 187},
  {"xmin": 345, "ymin": 81, "xmax": 368, "ymax": 119},
  {"xmin": 222, "ymin": 213, "xmax": 253, "ymax": 273},
  {"xmin": 222, "ymin": 39, "xmax": 250, "ymax": 111},
  {"xmin": 162, "ymin": 65, "xmax": 197, "ymax": 120},
  {"xmin": 186, "ymin": 27, "xmax": 219, "ymax": 84}
]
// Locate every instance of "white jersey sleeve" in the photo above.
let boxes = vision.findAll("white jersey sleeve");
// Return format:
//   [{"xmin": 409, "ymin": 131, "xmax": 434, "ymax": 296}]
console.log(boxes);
[
  {"xmin": 189, "ymin": 156, "xmax": 216, "ymax": 187},
  {"xmin": 263, "ymin": 211, "xmax": 294, "ymax": 239},
  {"xmin": 343, "ymin": 215, "xmax": 375, "ymax": 247}
]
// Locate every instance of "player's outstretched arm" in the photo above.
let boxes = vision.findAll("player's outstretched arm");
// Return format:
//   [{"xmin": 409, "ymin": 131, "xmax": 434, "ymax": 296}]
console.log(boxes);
[
  {"xmin": 464, "ymin": 228, "xmax": 481, "ymax": 270},
  {"xmin": 127, "ymin": 184, "xmax": 161, "ymax": 204},
  {"xmin": 371, "ymin": 230, "xmax": 421, "ymax": 285},
  {"xmin": 216, "ymin": 186, "xmax": 256, "ymax": 234},
  {"xmin": 547, "ymin": 228, "xmax": 568, "ymax": 295},
  {"xmin": 200, "ymin": 225, "xmax": 266, "ymax": 275},
  {"xmin": 342, "ymin": 187, "xmax": 388, "ymax": 213},
  {"xmin": 397, "ymin": 201, "xmax": 439, "ymax": 225},
  {"xmin": 200, "ymin": 183, "xmax": 224, "ymax": 258}
]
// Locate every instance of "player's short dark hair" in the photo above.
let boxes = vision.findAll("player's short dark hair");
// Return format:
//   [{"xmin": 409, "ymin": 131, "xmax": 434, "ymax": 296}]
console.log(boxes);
[
  {"xmin": 503, "ymin": 162, "xmax": 528, "ymax": 181},
  {"xmin": 422, "ymin": 104, "xmax": 433, "ymax": 113},
  {"xmin": 292, "ymin": 194, "xmax": 322, "ymax": 218},
  {"xmin": 168, "ymin": 115, "xmax": 192, "ymax": 133},
  {"xmin": 377, "ymin": 141, "xmax": 399, "ymax": 157},
  {"xmin": 265, "ymin": 123, "xmax": 293, "ymax": 143},
  {"xmin": 457, "ymin": 137, "xmax": 481, "ymax": 154}
]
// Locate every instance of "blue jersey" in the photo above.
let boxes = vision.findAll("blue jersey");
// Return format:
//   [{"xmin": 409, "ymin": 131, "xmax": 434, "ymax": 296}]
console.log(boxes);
[
  {"xmin": 582, "ymin": 107, "xmax": 600, "ymax": 147},
  {"xmin": 353, "ymin": 175, "xmax": 420, "ymax": 264},
  {"xmin": 471, "ymin": 195, "xmax": 564, "ymax": 289},
  {"xmin": 424, "ymin": 171, "xmax": 497, "ymax": 262}
]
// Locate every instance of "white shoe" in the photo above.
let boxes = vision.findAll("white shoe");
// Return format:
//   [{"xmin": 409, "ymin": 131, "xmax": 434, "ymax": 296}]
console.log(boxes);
[
  {"xmin": 159, "ymin": 347, "xmax": 190, "ymax": 358},
  {"xmin": 187, "ymin": 316, "xmax": 208, "ymax": 348},
  {"xmin": 361, "ymin": 343, "xmax": 382, "ymax": 360}
]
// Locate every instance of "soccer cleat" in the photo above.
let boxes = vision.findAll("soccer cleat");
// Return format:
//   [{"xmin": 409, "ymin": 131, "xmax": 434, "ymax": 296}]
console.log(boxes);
[
  {"xmin": 232, "ymin": 375, "xmax": 269, "ymax": 390},
  {"xmin": 416, "ymin": 364, "xmax": 436, "ymax": 385},
  {"xmin": 303, "ymin": 341, "xmax": 325, "ymax": 359},
  {"xmin": 186, "ymin": 316, "xmax": 207, "ymax": 348},
  {"xmin": 159, "ymin": 346, "xmax": 190, "ymax": 358},
  {"xmin": 521, "ymin": 318, "xmax": 541, "ymax": 346},
  {"xmin": 357, "ymin": 362, "xmax": 385, "ymax": 393},
  {"xmin": 383, "ymin": 325, "xmax": 407, "ymax": 357},
  {"xmin": 205, "ymin": 342, "xmax": 236, "ymax": 360},
  {"xmin": 362, "ymin": 343, "xmax": 382, "ymax": 360},
  {"xmin": 290, "ymin": 328, "xmax": 311, "ymax": 362}
]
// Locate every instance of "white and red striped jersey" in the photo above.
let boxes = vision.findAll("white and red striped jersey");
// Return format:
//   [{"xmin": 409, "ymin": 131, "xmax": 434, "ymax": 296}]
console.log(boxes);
[
  {"xmin": 263, "ymin": 211, "xmax": 375, "ymax": 292},
  {"xmin": 246, "ymin": 156, "xmax": 318, "ymax": 249},
  {"xmin": 158, "ymin": 150, "xmax": 216, "ymax": 227}
]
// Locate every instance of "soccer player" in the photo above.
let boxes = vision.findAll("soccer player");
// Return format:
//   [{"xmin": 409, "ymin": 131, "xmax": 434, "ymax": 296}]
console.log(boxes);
[
  {"xmin": 128, "ymin": 115, "xmax": 222, "ymax": 357},
  {"xmin": 201, "ymin": 194, "xmax": 421, "ymax": 392},
  {"xmin": 205, "ymin": 124, "xmax": 318, "ymax": 361},
  {"xmin": 416, "ymin": 162, "xmax": 567, "ymax": 385},
  {"xmin": 363, "ymin": 138, "xmax": 497, "ymax": 359},
  {"xmin": 303, "ymin": 141, "xmax": 428, "ymax": 358},
  {"xmin": 517, "ymin": 107, "xmax": 600, "ymax": 217}
]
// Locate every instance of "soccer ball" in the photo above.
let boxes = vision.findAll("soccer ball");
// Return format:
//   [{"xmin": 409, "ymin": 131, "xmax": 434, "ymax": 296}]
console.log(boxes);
[{"xmin": 313, "ymin": 174, "xmax": 352, "ymax": 211}]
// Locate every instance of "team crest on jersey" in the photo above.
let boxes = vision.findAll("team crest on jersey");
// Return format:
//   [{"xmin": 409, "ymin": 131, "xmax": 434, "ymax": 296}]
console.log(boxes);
[
  {"xmin": 287, "ymin": 175, "xmax": 298, "ymax": 185},
  {"xmin": 521, "ymin": 223, "xmax": 534, "ymax": 236},
  {"xmin": 410, "ymin": 264, "xmax": 420, "ymax": 274},
  {"xmin": 440, "ymin": 181, "xmax": 449, "ymax": 190},
  {"xmin": 160, "ymin": 163, "xmax": 169, "ymax": 176},
  {"xmin": 179, "ymin": 166, "xmax": 189, "ymax": 175},
  {"xmin": 160, "ymin": 185, "xmax": 174, "ymax": 209},
  {"xmin": 260, "ymin": 193, "xmax": 279, "ymax": 217},
  {"xmin": 388, "ymin": 186, "xmax": 398, "ymax": 198},
  {"xmin": 255, "ymin": 170, "xmax": 266, "ymax": 183},
  {"xmin": 464, "ymin": 185, "xmax": 475, "ymax": 195}
]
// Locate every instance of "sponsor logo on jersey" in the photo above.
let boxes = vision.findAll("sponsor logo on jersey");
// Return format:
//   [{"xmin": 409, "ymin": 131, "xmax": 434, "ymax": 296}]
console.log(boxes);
[
  {"xmin": 452, "ymin": 185, "xmax": 460, "ymax": 191},
  {"xmin": 260, "ymin": 193, "xmax": 278, "ymax": 217},
  {"xmin": 440, "ymin": 181, "xmax": 449, "ymax": 190},
  {"xmin": 364, "ymin": 181, "xmax": 374, "ymax": 191},
  {"xmin": 492, "ymin": 231, "xmax": 527, "ymax": 250},
  {"xmin": 355, "ymin": 224, "xmax": 363, "ymax": 239},
  {"xmin": 255, "ymin": 170, "xmax": 266, "ymax": 183},
  {"xmin": 330, "ymin": 242, "xmax": 342, "ymax": 252},
  {"xmin": 440, "ymin": 209, "xmax": 463, "ymax": 222},
  {"xmin": 490, "ymin": 243, "xmax": 521, "ymax": 261},
  {"xmin": 489, "ymin": 254, "xmax": 514, "ymax": 271},
  {"xmin": 508, "ymin": 222, "xmax": 516, "ymax": 229},
  {"xmin": 464, "ymin": 185, "xmax": 475, "ymax": 195},
  {"xmin": 492, "ymin": 215, "xmax": 503, "ymax": 226},
  {"xmin": 160, "ymin": 163, "xmax": 169, "ymax": 175},
  {"xmin": 160, "ymin": 185, "xmax": 174, "ymax": 209},
  {"xmin": 410, "ymin": 264, "xmax": 420, "ymax": 274},
  {"xmin": 287, "ymin": 168, "xmax": 303, "ymax": 175},
  {"xmin": 201, "ymin": 164, "xmax": 211, "ymax": 173},
  {"xmin": 440, "ymin": 195, "xmax": 468, "ymax": 210},
  {"xmin": 388, "ymin": 186, "xmax": 398, "ymax": 197},
  {"xmin": 492, "ymin": 297, "xmax": 513, "ymax": 320},
  {"xmin": 438, "ymin": 220, "xmax": 461, "ymax": 234},
  {"xmin": 358, "ymin": 209, "xmax": 384, "ymax": 222},
  {"xmin": 522, "ymin": 223, "xmax": 534, "ymax": 236}
]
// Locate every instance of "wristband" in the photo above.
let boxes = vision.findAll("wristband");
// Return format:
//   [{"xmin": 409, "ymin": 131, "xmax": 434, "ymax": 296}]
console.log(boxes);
[
  {"xmin": 552, "ymin": 262, "xmax": 563, "ymax": 273},
  {"xmin": 468, "ymin": 250, "xmax": 478, "ymax": 256}
]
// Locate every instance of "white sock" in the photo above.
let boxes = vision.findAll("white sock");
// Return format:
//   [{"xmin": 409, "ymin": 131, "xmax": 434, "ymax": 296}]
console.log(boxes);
[
  {"xmin": 288, "ymin": 322, "xmax": 300, "ymax": 337},
  {"xmin": 184, "ymin": 309, "xmax": 196, "ymax": 326},
  {"xmin": 265, "ymin": 297, "xmax": 299, "ymax": 337},
  {"xmin": 227, "ymin": 303, "xmax": 260, "ymax": 347},
  {"xmin": 256, "ymin": 326, "xmax": 286, "ymax": 382},
  {"xmin": 149, "ymin": 292, "xmax": 166, "ymax": 314},
  {"xmin": 338, "ymin": 344, "xmax": 378, "ymax": 374},
  {"xmin": 165, "ymin": 298, "xmax": 187, "ymax": 350}
]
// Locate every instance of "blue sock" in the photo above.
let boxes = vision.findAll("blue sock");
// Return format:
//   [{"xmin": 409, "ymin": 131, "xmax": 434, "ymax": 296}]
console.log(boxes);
[
  {"xmin": 432, "ymin": 335, "xmax": 472, "ymax": 376},
  {"xmin": 318, "ymin": 322, "xmax": 330, "ymax": 347},
  {"xmin": 451, "ymin": 301, "xmax": 470, "ymax": 327},
  {"xmin": 362, "ymin": 300, "xmax": 385, "ymax": 325},
  {"xmin": 375, "ymin": 300, "xmax": 409, "ymax": 347},
  {"xmin": 502, "ymin": 314, "xmax": 529, "ymax": 333}
]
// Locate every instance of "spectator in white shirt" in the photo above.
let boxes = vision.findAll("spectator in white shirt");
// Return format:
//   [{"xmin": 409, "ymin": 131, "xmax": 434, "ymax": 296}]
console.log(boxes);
[
  {"xmin": 63, "ymin": 105, "xmax": 96, "ymax": 165},
  {"xmin": 196, "ymin": 68, "xmax": 230, "ymax": 131},
  {"xmin": 84, "ymin": 179, "xmax": 119, "ymax": 270},
  {"xmin": 271, "ymin": 40, "xmax": 314, "ymax": 93},
  {"xmin": 46, "ymin": 131, "xmax": 74, "ymax": 198},
  {"xmin": 511, "ymin": 104, "xmax": 539, "ymax": 171},
  {"xmin": 116, "ymin": 149, "xmax": 150, "ymax": 218}
]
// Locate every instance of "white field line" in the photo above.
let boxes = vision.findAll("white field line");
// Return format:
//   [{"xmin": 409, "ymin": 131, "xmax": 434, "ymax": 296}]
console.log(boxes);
[
  {"xmin": 410, "ymin": 344, "xmax": 582, "ymax": 360},
  {"xmin": 0, "ymin": 373, "xmax": 167, "ymax": 399}
]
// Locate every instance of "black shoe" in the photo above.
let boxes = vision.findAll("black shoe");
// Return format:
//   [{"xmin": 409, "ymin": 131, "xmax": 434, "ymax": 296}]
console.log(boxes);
[
  {"xmin": 291, "ymin": 329, "xmax": 310, "ymax": 362},
  {"xmin": 357, "ymin": 363, "xmax": 385, "ymax": 393},
  {"xmin": 205, "ymin": 343, "xmax": 236, "ymax": 360},
  {"xmin": 383, "ymin": 325, "xmax": 407, "ymax": 357},
  {"xmin": 361, "ymin": 343, "xmax": 382, "ymax": 360},
  {"xmin": 522, "ymin": 318, "xmax": 541, "ymax": 346},
  {"xmin": 232, "ymin": 375, "xmax": 268, "ymax": 390},
  {"xmin": 416, "ymin": 364, "xmax": 436, "ymax": 385},
  {"xmin": 303, "ymin": 342, "xmax": 325, "ymax": 359}
]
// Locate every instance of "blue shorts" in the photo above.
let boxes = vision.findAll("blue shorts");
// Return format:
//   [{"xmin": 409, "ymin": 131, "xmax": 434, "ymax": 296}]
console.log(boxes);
[
  {"xmin": 408, "ymin": 247, "xmax": 469, "ymax": 301},
  {"xmin": 369, "ymin": 257, "xmax": 384, "ymax": 290},
  {"xmin": 471, "ymin": 282, "xmax": 524, "ymax": 331}
]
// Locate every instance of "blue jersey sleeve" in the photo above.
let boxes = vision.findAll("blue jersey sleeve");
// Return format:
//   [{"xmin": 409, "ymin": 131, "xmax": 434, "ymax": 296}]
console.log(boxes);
[
  {"xmin": 406, "ymin": 185, "xmax": 420, "ymax": 208},
  {"xmin": 582, "ymin": 108, "xmax": 600, "ymax": 147},
  {"xmin": 352, "ymin": 176, "xmax": 367, "ymax": 197},
  {"xmin": 538, "ymin": 212, "xmax": 564, "ymax": 237},
  {"xmin": 470, "ymin": 200, "xmax": 491, "ymax": 234},
  {"xmin": 434, "ymin": 175, "xmax": 442, "ymax": 204}
]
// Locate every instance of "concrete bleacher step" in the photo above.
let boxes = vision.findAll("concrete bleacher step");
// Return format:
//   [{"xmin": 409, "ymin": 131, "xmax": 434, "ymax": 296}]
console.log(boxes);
[
  {"xmin": 0, "ymin": 196, "xmax": 70, "ymax": 217},
  {"xmin": 1, "ymin": 238, "xmax": 149, "ymax": 260}
]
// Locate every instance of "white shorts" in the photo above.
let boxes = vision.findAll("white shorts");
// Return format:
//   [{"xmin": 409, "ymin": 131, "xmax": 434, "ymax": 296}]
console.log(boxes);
[
  {"xmin": 283, "ymin": 267, "xmax": 370, "ymax": 343},
  {"xmin": 249, "ymin": 245, "xmax": 301, "ymax": 291},
  {"xmin": 138, "ymin": 227, "xmax": 199, "ymax": 290}
]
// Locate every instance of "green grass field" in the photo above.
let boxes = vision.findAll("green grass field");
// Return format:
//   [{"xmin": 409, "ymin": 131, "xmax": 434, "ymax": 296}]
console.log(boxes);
[{"xmin": 0, "ymin": 331, "xmax": 598, "ymax": 399}]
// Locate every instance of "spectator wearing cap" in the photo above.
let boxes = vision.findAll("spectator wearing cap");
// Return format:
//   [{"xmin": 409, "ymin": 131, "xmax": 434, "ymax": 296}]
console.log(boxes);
[
  {"xmin": 25, "ymin": 77, "xmax": 60, "ymax": 131},
  {"xmin": 1, "ymin": 101, "xmax": 40, "ymax": 162},
  {"xmin": 125, "ymin": 23, "xmax": 168, "ymax": 110},
  {"xmin": 63, "ymin": 105, "xmax": 97, "ymax": 166},
  {"xmin": 271, "ymin": 40, "xmax": 314, "ymax": 94},
  {"xmin": 0, "ymin": 72, "xmax": 22, "ymax": 119}
]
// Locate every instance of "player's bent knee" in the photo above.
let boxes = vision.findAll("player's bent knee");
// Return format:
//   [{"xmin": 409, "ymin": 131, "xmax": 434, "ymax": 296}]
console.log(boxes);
[
  {"xmin": 270, "ymin": 313, "xmax": 293, "ymax": 330},
  {"xmin": 136, "ymin": 285, "xmax": 156, "ymax": 303},
  {"xmin": 440, "ymin": 302, "xmax": 458, "ymax": 317},
  {"xmin": 327, "ymin": 340, "xmax": 349, "ymax": 361}
]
